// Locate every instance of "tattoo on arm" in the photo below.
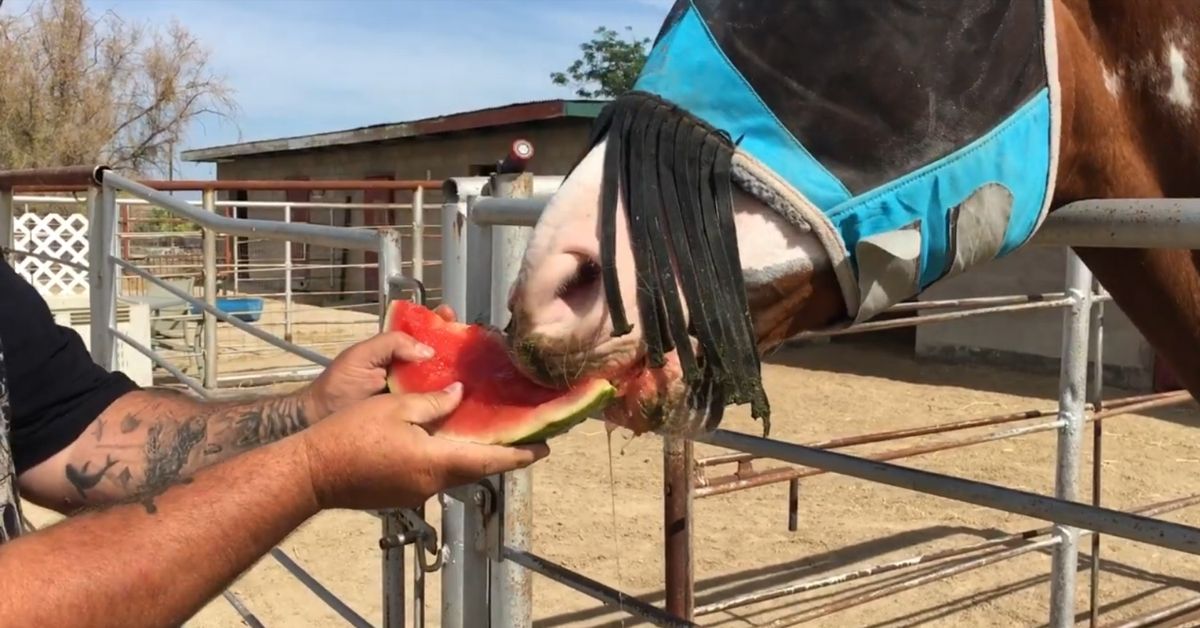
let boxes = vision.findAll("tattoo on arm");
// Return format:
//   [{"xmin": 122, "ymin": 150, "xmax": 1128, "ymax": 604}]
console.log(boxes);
[
  {"xmin": 64, "ymin": 388, "xmax": 312, "ymax": 511},
  {"xmin": 64, "ymin": 455, "xmax": 118, "ymax": 501},
  {"xmin": 119, "ymin": 415, "xmax": 141, "ymax": 434}
]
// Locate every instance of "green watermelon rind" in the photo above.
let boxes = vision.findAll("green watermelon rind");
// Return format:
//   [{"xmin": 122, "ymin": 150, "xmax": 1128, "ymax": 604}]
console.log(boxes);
[
  {"xmin": 439, "ymin": 378, "xmax": 617, "ymax": 446},
  {"xmin": 382, "ymin": 300, "xmax": 617, "ymax": 446}
]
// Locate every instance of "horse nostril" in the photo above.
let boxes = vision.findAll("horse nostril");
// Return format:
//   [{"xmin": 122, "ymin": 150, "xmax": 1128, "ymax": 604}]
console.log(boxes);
[
  {"xmin": 556, "ymin": 254, "xmax": 602, "ymax": 302},
  {"xmin": 578, "ymin": 258, "xmax": 601, "ymax": 285}
]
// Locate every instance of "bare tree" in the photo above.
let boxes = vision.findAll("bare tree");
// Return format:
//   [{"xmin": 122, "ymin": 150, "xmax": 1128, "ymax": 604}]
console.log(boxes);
[{"xmin": 0, "ymin": 0, "xmax": 237, "ymax": 176}]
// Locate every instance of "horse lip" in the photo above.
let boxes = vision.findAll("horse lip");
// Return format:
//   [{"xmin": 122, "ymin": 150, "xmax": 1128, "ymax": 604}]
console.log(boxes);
[{"xmin": 506, "ymin": 332, "xmax": 575, "ymax": 389}]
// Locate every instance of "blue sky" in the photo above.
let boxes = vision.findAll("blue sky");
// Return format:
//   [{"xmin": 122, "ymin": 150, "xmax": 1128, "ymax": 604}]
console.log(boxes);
[{"xmin": 3, "ymin": 0, "xmax": 673, "ymax": 178}]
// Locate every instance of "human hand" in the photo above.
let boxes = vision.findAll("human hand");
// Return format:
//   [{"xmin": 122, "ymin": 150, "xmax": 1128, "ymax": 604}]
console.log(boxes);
[
  {"xmin": 298, "ymin": 382, "xmax": 548, "ymax": 511},
  {"xmin": 304, "ymin": 304, "xmax": 457, "ymax": 419}
]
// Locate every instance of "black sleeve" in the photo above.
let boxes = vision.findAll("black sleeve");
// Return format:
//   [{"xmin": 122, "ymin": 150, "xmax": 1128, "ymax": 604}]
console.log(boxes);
[{"xmin": 0, "ymin": 259, "xmax": 141, "ymax": 474}]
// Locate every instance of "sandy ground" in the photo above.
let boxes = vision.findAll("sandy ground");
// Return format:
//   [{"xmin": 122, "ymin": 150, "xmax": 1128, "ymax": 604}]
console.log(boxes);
[{"xmin": 25, "ymin": 337, "xmax": 1200, "ymax": 627}]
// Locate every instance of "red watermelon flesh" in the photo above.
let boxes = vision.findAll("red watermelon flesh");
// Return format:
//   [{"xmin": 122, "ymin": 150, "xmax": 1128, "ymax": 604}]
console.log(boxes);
[{"xmin": 383, "ymin": 300, "xmax": 616, "ymax": 445}]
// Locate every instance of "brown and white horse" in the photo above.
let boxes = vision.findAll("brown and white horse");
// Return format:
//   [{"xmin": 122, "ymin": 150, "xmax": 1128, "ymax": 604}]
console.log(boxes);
[{"xmin": 506, "ymin": 1, "xmax": 1200, "ymax": 436}]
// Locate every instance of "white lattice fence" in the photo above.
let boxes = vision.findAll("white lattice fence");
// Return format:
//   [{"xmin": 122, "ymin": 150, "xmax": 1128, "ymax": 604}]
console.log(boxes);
[{"xmin": 12, "ymin": 212, "xmax": 90, "ymax": 296}]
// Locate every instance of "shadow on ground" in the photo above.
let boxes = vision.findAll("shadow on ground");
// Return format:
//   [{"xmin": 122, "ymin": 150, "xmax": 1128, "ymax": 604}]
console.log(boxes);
[
  {"xmin": 532, "ymin": 522, "xmax": 1200, "ymax": 627},
  {"xmin": 762, "ymin": 339, "xmax": 1199, "ymax": 427}
]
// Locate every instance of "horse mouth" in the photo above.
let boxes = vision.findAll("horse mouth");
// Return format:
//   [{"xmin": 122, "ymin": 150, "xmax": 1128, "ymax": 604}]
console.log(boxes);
[
  {"xmin": 508, "ymin": 332, "xmax": 616, "ymax": 389},
  {"xmin": 602, "ymin": 354, "xmax": 689, "ymax": 435},
  {"xmin": 508, "ymin": 333, "xmax": 689, "ymax": 435}
]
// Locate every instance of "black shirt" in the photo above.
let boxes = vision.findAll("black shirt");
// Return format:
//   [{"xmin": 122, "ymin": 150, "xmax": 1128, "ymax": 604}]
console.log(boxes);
[{"xmin": 0, "ymin": 257, "xmax": 140, "ymax": 475}]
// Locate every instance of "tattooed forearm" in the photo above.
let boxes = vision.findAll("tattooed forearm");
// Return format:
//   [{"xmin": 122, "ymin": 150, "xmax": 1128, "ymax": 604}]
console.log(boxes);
[
  {"xmin": 137, "ymin": 418, "xmax": 208, "ymax": 513},
  {"xmin": 59, "ymin": 387, "xmax": 316, "ymax": 510},
  {"xmin": 230, "ymin": 394, "xmax": 310, "ymax": 450},
  {"xmin": 64, "ymin": 455, "xmax": 118, "ymax": 500}
]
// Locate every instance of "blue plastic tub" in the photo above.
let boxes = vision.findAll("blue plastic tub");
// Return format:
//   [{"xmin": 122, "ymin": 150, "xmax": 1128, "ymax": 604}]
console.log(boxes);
[{"xmin": 191, "ymin": 296, "xmax": 264, "ymax": 323}]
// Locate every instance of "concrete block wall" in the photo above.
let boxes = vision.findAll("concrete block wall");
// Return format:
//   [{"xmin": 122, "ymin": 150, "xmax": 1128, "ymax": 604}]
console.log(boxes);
[{"xmin": 914, "ymin": 245, "xmax": 1156, "ymax": 391}]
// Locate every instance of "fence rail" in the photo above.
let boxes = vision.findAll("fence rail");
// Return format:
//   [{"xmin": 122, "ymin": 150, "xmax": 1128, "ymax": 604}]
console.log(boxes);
[
  {"xmin": 6, "ymin": 183, "xmax": 439, "ymax": 388},
  {"xmin": 7, "ymin": 160, "xmax": 1200, "ymax": 628},
  {"xmin": 0, "ymin": 165, "xmax": 445, "ymax": 628},
  {"xmin": 442, "ymin": 182, "xmax": 1200, "ymax": 628}
]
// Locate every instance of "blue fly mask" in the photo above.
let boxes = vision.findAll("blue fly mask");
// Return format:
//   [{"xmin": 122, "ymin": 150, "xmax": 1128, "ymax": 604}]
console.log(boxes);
[{"xmin": 584, "ymin": 0, "xmax": 1062, "ymax": 435}]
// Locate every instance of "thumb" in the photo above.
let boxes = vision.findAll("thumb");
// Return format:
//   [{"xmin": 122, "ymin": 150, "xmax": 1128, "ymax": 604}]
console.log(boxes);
[{"xmin": 403, "ymin": 382, "xmax": 464, "ymax": 426}]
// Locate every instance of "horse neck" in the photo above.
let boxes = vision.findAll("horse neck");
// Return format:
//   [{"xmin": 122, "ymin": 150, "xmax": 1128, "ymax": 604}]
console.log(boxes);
[
  {"xmin": 1053, "ymin": 0, "xmax": 1200, "ymax": 202},
  {"xmin": 745, "ymin": 259, "xmax": 845, "ymax": 350},
  {"xmin": 733, "ymin": 201, "xmax": 846, "ymax": 349},
  {"xmin": 746, "ymin": 1, "xmax": 1200, "ymax": 347}
]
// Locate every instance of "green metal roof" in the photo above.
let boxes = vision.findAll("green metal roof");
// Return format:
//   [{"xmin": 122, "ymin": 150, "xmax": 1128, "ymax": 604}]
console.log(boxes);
[{"xmin": 182, "ymin": 99, "xmax": 609, "ymax": 162}]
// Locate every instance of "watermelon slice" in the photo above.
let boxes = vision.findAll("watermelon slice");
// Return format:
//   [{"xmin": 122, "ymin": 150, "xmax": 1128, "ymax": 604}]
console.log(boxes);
[{"xmin": 383, "ymin": 300, "xmax": 616, "ymax": 445}]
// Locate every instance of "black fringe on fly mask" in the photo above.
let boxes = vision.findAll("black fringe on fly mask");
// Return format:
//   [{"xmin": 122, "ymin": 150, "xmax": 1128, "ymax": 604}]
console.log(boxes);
[{"xmin": 583, "ymin": 91, "xmax": 771, "ymax": 434}]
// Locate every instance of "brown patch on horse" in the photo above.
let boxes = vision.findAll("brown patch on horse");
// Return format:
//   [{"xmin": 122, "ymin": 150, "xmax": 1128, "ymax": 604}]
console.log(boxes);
[
  {"xmin": 747, "ymin": 266, "xmax": 847, "ymax": 351},
  {"xmin": 1051, "ymin": 2, "xmax": 1200, "ymax": 402}
]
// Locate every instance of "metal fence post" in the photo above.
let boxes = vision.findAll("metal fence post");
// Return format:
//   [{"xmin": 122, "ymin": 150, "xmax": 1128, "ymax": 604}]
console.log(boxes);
[
  {"xmin": 440, "ymin": 177, "xmax": 493, "ymax": 628},
  {"xmin": 202, "ymin": 188, "xmax": 219, "ymax": 389},
  {"xmin": 284, "ymin": 203, "xmax": 294, "ymax": 343},
  {"xmin": 87, "ymin": 183, "xmax": 119, "ymax": 371},
  {"xmin": 664, "ymin": 437, "xmax": 695, "ymax": 620},
  {"xmin": 412, "ymin": 186, "xmax": 425, "ymax": 284},
  {"xmin": 232, "ymin": 202, "xmax": 241, "ymax": 295},
  {"xmin": 378, "ymin": 227, "xmax": 408, "ymax": 628},
  {"xmin": 1048, "ymin": 248, "xmax": 1094, "ymax": 628},
  {"xmin": 1087, "ymin": 278, "xmax": 1107, "ymax": 628},
  {"xmin": 382, "ymin": 513, "xmax": 407, "ymax": 628},
  {"xmin": 488, "ymin": 172, "xmax": 535, "ymax": 628},
  {"xmin": 0, "ymin": 187, "xmax": 13, "ymax": 261},
  {"xmin": 442, "ymin": 178, "xmax": 493, "ymax": 324}
]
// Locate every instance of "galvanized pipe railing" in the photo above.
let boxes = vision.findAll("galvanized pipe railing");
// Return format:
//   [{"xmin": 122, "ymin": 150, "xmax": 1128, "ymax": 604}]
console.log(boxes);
[
  {"xmin": 1030, "ymin": 198, "xmax": 1200, "ymax": 248},
  {"xmin": 694, "ymin": 491, "xmax": 1200, "ymax": 617},
  {"xmin": 103, "ymin": 172, "xmax": 381, "ymax": 252},
  {"xmin": 693, "ymin": 390, "xmax": 1191, "ymax": 486},
  {"xmin": 12, "ymin": 176, "xmax": 439, "ymax": 193},
  {"xmin": 9, "ymin": 174, "xmax": 433, "ymax": 386},
  {"xmin": 0, "ymin": 165, "xmax": 434, "ymax": 627},
  {"xmin": 700, "ymin": 428, "xmax": 1200, "ymax": 554},
  {"xmin": 457, "ymin": 189, "xmax": 1200, "ymax": 628}
]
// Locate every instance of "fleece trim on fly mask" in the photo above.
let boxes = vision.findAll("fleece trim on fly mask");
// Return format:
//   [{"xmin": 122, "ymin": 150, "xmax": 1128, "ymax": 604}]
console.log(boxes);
[{"xmin": 631, "ymin": 0, "xmax": 1062, "ymax": 324}]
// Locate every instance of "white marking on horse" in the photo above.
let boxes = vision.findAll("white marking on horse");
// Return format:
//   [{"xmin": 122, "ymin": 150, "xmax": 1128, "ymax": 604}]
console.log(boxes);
[
  {"xmin": 1166, "ymin": 40, "xmax": 1194, "ymax": 110},
  {"xmin": 732, "ymin": 192, "xmax": 828, "ymax": 287},
  {"xmin": 1101, "ymin": 63, "xmax": 1122, "ymax": 98}
]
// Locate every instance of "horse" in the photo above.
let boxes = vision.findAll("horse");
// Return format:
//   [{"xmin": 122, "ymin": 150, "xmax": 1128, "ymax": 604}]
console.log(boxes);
[{"xmin": 504, "ymin": 0, "xmax": 1200, "ymax": 439}]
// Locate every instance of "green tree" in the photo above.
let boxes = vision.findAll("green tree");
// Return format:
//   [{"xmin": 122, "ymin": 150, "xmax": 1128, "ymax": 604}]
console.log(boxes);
[{"xmin": 551, "ymin": 26, "xmax": 649, "ymax": 98}]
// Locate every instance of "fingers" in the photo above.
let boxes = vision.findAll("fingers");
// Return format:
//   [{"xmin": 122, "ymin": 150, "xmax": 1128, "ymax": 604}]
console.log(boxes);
[
  {"xmin": 433, "ymin": 304, "xmax": 457, "ymax": 322},
  {"xmin": 367, "ymin": 307, "xmax": 451, "ymax": 365},
  {"xmin": 434, "ymin": 440, "xmax": 551, "ymax": 481},
  {"xmin": 352, "ymin": 330, "xmax": 435, "ymax": 369},
  {"xmin": 402, "ymin": 382, "xmax": 463, "ymax": 426}
]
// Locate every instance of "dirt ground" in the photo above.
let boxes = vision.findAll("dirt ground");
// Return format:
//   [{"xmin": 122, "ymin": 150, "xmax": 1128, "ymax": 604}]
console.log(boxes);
[{"xmin": 26, "ymin": 337, "xmax": 1200, "ymax": 627}]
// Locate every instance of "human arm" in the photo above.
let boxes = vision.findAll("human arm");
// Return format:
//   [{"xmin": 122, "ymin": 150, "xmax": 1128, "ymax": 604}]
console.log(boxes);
[
  {"xmin": 18, "ymin": 386, "xmax": 318, "ymax": 512},
  {"xmin": 0, "ymin": 384, "xmax": 548, "ymax": 628},
  {"xmin": 0, "ymin": 430, "xmax": 319, "ymax": 627},
  {"xmin": 17, "ymin": 303, "xmax": 455, "ymax": 512}
]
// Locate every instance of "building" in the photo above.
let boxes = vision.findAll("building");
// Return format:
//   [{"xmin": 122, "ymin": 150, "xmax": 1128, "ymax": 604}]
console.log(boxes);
[{"xmin": 181, "ymin": 99, "xmax": 606, "ymax": 308}]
